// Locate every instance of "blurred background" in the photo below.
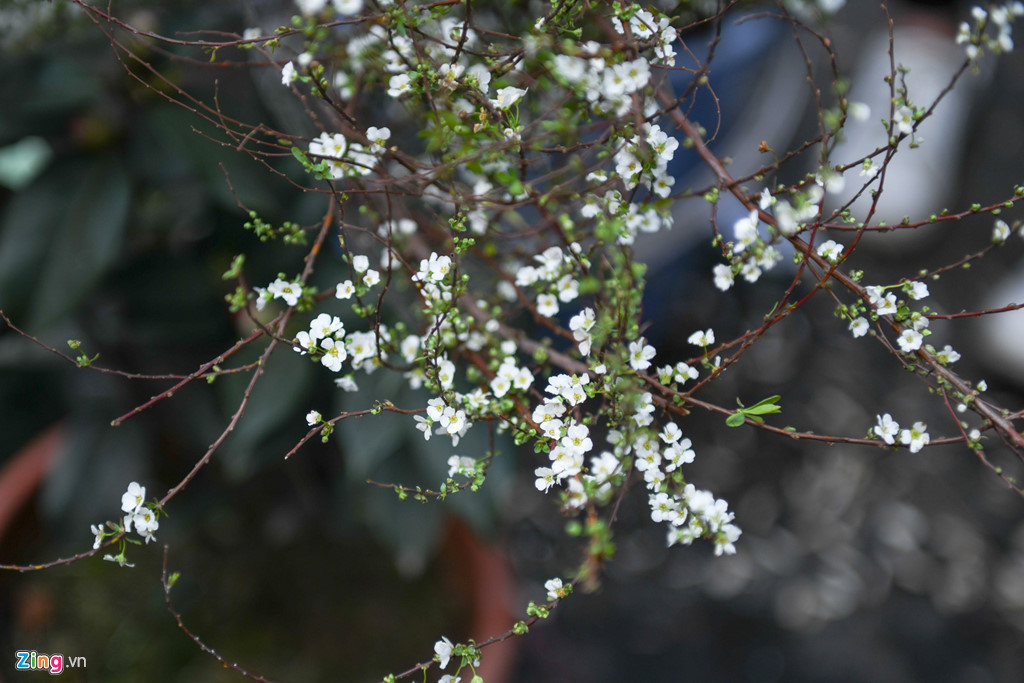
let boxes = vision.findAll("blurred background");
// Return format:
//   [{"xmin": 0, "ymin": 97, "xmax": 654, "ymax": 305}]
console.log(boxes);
[{"xmin": 2, "ymin": 1, "xmax": 1024, "ymax": 681}]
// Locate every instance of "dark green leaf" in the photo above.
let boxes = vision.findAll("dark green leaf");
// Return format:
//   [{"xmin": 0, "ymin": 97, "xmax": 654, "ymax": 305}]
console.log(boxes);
[{"xmin": 725, "ymin": 412, "xmax": 746, "ymax": 427}]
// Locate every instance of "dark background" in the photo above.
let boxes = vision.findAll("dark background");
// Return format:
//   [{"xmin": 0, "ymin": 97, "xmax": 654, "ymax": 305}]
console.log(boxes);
[{"xmin": 2, "ymin": 1, "xmax": 1024, "ymax": 681}]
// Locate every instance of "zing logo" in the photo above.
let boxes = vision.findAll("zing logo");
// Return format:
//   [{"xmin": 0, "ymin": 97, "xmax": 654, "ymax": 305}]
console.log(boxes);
[{"xmin": 14, "ymin": 651, "xmax": 87, "ymax": 675}]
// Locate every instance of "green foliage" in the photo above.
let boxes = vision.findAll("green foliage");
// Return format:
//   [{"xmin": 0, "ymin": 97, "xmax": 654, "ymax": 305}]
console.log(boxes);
[{"xmin": 726, "ymin": 395, "xmax": 782, "ymax": 427}]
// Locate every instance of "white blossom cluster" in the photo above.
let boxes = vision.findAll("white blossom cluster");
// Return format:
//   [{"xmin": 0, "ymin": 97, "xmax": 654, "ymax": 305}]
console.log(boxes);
[
  {"xmin": 861, "ymin": 280, "xmax": 939, "ymax": 355},
  {"xmin": 712, "ymin": 184, "xmax": 834, "ymax": 292},
  {"xmin": 613, "ymin": 123, "xmax": 679, "ymax": 197},
  {"xmin": 956, "ymin": 3, "xmax": 1024, "ymax": 60},
  {"xmin": 307, "ymin": 127, "xmax": 391, "ymax": 180},
  {"xmin": 581, "ymin": 171, "xmax": 674, "ymax": 245},
  {"xmin": 551, "ymin": 42, "xmax": 654, "ymax": 118},
  {"xmin": 525, "ymin": 331, "xmax": 739, "ymax": 556},
  {"xmin": 873, "ymin": 414, "xmax": 930, "ymax": 453},
  {"xmin": 514, "ymin": 245, "xmax": 581, "ymax": 318},
  {"xmin": 90, "ymin": 482, "xmax": 161, "ymax": 568},
  {"xmin": 293, "ymin": 308, "xmax": 384, "ymax": 376},
  {"xmin": 294, "ymin": 0, "xmax": 363, "ymax": 17},
  {"xmin": 255, "ymin": 277, "xmax": 302, "ymax": 310}
]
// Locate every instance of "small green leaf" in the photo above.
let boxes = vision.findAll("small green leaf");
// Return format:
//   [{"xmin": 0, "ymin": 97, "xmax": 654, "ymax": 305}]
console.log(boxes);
[
  {"xmin": 744, "ymin": 395, "xmax": 782, "ymax": 415},
  {"xmin": 745, "ymin": 403, "xmax": 781, "ymax": 416},
  {"xmin": 726, "ymin": 413, "xmax": 746, "ymax": 427}
]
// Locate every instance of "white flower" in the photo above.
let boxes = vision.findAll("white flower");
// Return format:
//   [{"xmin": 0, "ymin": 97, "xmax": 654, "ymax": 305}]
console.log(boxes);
[
  {"xmin": 294, "ymin": 330, "xmax": 317, "ymax": 355},
  {"xmin": 561, "ymin": 422, "xmax": 592, "ymax": 456},
  {"xmin": 652, "ymin": 173, "xmax": 675, "ymax": 197},
  {"xmin": 91, "ymin": 523, "xmax": 105, "ymax": 549},
  {"xmin": 633, "ymin": 392, "xmax": 655, "ymax": 427},
  {"xmin": 849, "ymin": 317, "xmax": 869, "ymax": 338},
  {"xmin": 490, "ymin": 374, "xmax": 512, "ymax": 398},
  {"xmin": 664, "ymin": 440, "xmax": 695, "ymax": 471},
  {"xmin": 758, "ymin": 246, "xmax": 782, "ymax": 271},
  {"xmin": 994, "ymin": 219, "xmax": 1011, "ymax": 244},
  {"xmin": 906, "ymin": 281, "xmax": 929, "ymax": 300},
  {"xmin": 673, "ymin": 362, "xmax": 698, "ymax": 384},
  {"xmin": 513, "ymin": 366, "xmax": 534, "ymax": 391},
  {"xmin": 387, "ymin": 73, "xmax": 412, "ymax": 98},
  {"xmin": 335, "ymin": 280, "xmax": 355, "ymax": 299},
  {"xmin": 732, "ymin": 209, "xmax": 760, "ymax": 253},
  {"xmin": 132, "ymin": 507, "xmax": 159, "ymax": 543},
  {"xmin": 253, "ymin": 286, "xmax": 269, "ymax": 311},
  {"xmin": 332, "ymin": 70, "xmax": 354, "ymax": 99},
  {"xmin": 424, "ymin": 252, "xmax": 452, "ymax": 282},
  {"xmin": 551, "ymin": 446, "xmax": 583, "ymax": 478},
  {"xmin": 346, "ymin": 331, "xmax": 377, "ymax": 366},
  {"xmin": 897, "ymin": 328, "xmax": 923, "ymax": 353},
  {"xmin": 875, "ymin": 292, "xmax": 898, "ymax": 315},
  {"xmin": 874, "ymin": 413, "xmax": 900, "ymax": 445},
  {"xmin": 306, "ymin": 410, "xmax": 321, "ymax": 426},
  {"xmin": 774, "ymin": 199, "xmax": 800, "ymax": 236},
  {"xmin": 628, "ymin": 338, "xmax": 656, "ymax": 371},
  {"xmin": 893, "ymin": 106, "xmax": 914, "ymax": 135},
  {"xmin": 590, "ymin": 451, "xmax": 620, "ymax": 483},
  {"xmin": 121, "ymin": 482, "xmax": 146, "ymax": 514},
  {"xmin": 309, "ymin": 313, "xmax": 344, "ymax": 342},
  {"xmin": 617, "ymin": 57, "xmax": 650, "ymax": 92},
  {"xmin": 352, "ymin": 254, "xmax": 369, "ymax": 273},
  {"xmin": 103, "ymin": 554, "xmax": 135, "ymax": 568},
  {"xmin": 660, "ymin": 423, "xmax": 682, "ymax": 444},
  {"xmin": 534, "ymin": 466, "xmax": 557, "ymax": 492},
  {"xmin": 281, "ymin": 61, "xmax": 297, "ymax": 86},
  {"xmin": 414, "ymin": 415, "xmax": 432, "ymax": 441},
  {"xmin": 866, "ymin": 286, "xmax": 897, "ymax": 315},
  {"xmin": 295, "ymin": 0, "xmax": 328, "ymax": 13},
  {"xmin": 267, "ymin": 278, "xmax": 302, "ymax": 306},
  {"xmin": 331, "ymin": 0, "xmax": 364, "ymax": 15},
  {"xmin": 492, "ymin": 86, "xmax": 527, "ymax": 109},
  {"xmin": 437, "ymin": 359, "xmax": 456, "ymax": 389},
  {"xmin": 569, "ymin": 308, "xmax": 595, "ymax": 355},
  {"xmin": 555, "ymin": 275, "xmax": 579, "ymax": 303},
  {"xmin": 740, "ymin": 261, "xmax": 761, "ymax": 283},
  {"xmin": 363, "ymin": 269, "xmax": 381, "ymax": 287},
  {"xmin": 320, "ymin": 337, "xmax": 347, "ymax": 371},
  {"xmin": 687, "ymin": 329, "xmax": 715, "ymax": 347},
  {"xmin": 712, "ymin": 263, "xmax": 734, "ymax": 291},
  {"xmin": 849, "ymin": 102, "xmax": 870, "ymax": 122},
  {"xmin": 816, "ymin": 239, "xmax": 843, "ymax": 263},
  {"xmin": 334, "ymin": 375, "xmax": 359, "ymax": 391},
  {"xmin": 447, "ymin": 455, "xmax": 475, "ymax": 478},
  {"xmin": 434, "ymin": 637, "xmax": 454, "ymax": 669},
  {"xmin": 900, "ymin": 422, "xmax": 930, "ymax": 453},
  {"xmin": 650, "ymin": 492, "xmax": 683, "ymax": 524},
  {"xmin": 544, "ymin": 577, "xmax": 565, "ymax": 601},
  {"xmin": 935, "ymin": 344, "xmax": 961, "ymax": 365},
  {"xmin": 441, "ymin": 406, "xmax": 467, "ymax": 435},
  {"xmin": 715, "ymin": 524, "xmax": 741, "ymax": 556},
  {"xmin": 860, "ymin": 157, "xmax": 879, "ymax": 178},
  {"xmin": 821, "ymin": 172, "xmax": 845, "ymax": 194},
  {"xmin": 537, "ymin": 293, "xmax": 559, "ymax": 317}
]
